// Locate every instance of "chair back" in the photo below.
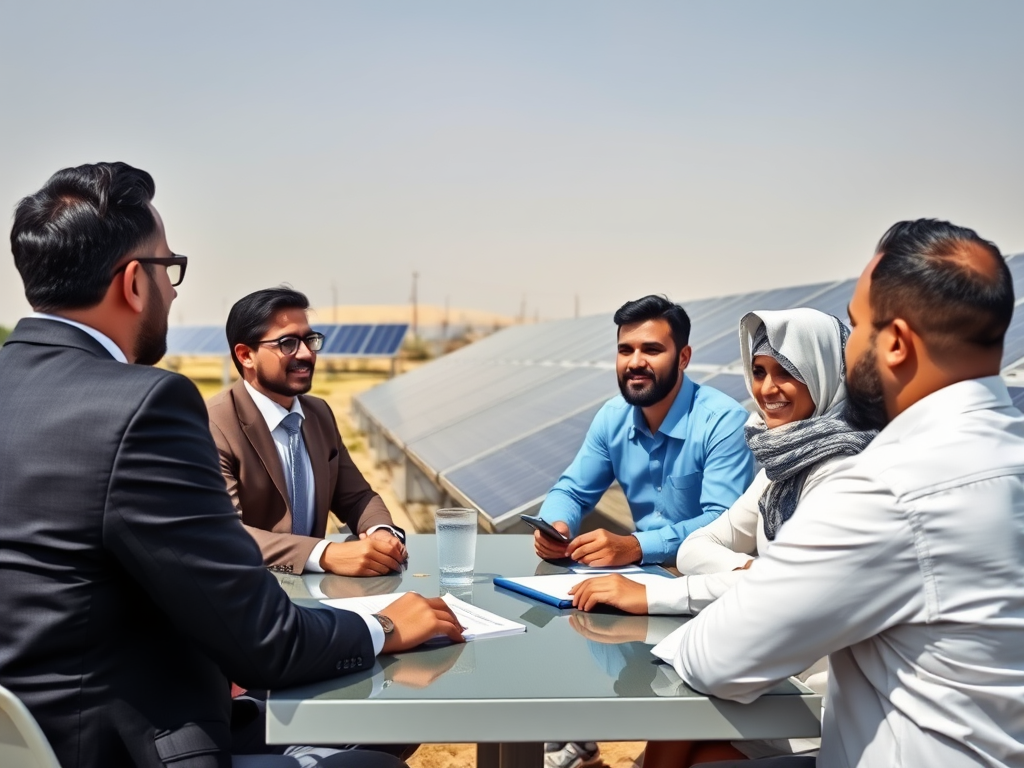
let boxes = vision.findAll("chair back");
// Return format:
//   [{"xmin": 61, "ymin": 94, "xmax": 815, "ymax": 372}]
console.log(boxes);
[{"xmin": 0, "ymin": 684, "xmax": 61, "ymax": 768}]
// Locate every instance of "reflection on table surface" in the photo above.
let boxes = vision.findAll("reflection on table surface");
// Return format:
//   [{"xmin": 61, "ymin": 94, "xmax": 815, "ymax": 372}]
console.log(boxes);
[{"xmin": 273, "ymin": 534, "xmax": 805, "ymax": 703}]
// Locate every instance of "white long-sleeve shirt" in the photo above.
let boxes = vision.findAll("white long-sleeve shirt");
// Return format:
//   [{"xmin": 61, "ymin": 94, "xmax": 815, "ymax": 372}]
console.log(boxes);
[
  {"xmin": 652, "ymin": 376, "xmax": 1024, "ymax": 768},
  {"xmin": 647, "ymin": 460, "xmax": 840, "ymax": 614}
]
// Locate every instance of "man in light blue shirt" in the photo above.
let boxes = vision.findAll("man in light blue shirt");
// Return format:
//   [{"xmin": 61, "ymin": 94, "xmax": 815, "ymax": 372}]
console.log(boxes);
[{"xmin": 536, "ymin": 295, "xmax": 754, "ymax": 566}]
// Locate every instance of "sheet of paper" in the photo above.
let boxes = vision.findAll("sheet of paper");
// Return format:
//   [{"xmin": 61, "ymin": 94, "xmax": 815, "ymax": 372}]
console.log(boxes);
[
  {"xmin": 500, "ymin": 572, "xmax": 674, "ymax": 602},
  {"xmin": 319, "ymin": 592, "xmax": 526, "ymax": 641},
  {"xmin": 568, "ymin": 563, "xmax": 645, "ymax": 574}
]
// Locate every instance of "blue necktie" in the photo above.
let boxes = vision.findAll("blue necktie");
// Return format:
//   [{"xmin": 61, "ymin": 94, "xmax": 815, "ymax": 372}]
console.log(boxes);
[{"xmin": 280, "ymin": 412, "xmax": 310, "ymax": 536}]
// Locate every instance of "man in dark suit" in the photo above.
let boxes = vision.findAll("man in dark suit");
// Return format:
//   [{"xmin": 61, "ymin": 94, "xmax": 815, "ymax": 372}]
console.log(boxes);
[
  {"xmin": 207, "ymin": 288, "xmax": 407, "ymax": 577},
  {"xmin": 0, "ymin": 162, "xmax": 463, "ymax": 768}
]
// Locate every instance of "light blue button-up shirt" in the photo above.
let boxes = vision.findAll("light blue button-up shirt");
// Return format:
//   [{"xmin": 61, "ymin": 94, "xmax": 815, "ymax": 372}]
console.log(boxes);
[{"xmin": 539, "ymin": 376, "xmax": 754, "ymax": 563}]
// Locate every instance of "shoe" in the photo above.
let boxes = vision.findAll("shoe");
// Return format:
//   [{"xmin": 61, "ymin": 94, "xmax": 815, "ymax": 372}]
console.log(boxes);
[{"xmin": 544, "ymin": 741, "xmax": 601, "ymax": 768}]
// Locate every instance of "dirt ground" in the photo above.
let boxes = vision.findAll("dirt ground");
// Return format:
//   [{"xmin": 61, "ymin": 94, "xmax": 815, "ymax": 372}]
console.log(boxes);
[{"xmin": 185, "ymin": 363, "xmax": 647, "ymax": 768}]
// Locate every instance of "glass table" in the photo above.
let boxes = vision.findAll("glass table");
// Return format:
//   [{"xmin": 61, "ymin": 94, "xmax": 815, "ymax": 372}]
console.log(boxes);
[{"xmin": 268, "ymin": 534, "xmax": 821, "ymax": 768}]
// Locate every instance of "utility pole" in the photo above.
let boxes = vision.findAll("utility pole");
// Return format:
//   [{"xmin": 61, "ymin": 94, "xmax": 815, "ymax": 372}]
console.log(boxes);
[{"xmin": 410, "ymin": 271, "xmax": 419, "ymax": 339}]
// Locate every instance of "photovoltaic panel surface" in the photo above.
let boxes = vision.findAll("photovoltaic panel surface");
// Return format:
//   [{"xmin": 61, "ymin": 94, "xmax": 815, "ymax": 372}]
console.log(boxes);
[
  {"xmin": 166, "ymin": 323, "xmax": 407, "ymax": 357},
  {"xmin": 691, "ymin": 282, "xmax": 834, "ymax": 366},
  {"xmin": 442, "ymin": 405, "xmax": 604, "ymax": 526},
  {"xmin": 408, "ymin": 366, "xmax": 616, "ymax": 472},
  {"xmin": 698, "ymin": 374, "xmax": 752, "ymax": 407}
]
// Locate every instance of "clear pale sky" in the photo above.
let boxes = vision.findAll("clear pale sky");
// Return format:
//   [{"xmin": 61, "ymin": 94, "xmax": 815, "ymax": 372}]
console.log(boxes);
[{"xmin": 2, "ymin": 1, "xmax": 1022, "ymax": 328}]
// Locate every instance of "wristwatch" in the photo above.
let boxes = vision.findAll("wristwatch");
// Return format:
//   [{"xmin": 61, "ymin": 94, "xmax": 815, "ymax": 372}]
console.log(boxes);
[{"xmin": 372, "ymin": 613, "xmax": 395, "ymax": 634}]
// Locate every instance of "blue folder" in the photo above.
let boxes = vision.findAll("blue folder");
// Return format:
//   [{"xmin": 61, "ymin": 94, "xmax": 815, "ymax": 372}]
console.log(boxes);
[{"xmin": 493, "ymin": 576, "xmax": 573, "ymax": 609}]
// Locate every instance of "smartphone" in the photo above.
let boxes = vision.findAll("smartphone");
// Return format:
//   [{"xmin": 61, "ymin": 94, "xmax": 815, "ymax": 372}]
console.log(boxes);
[{"xmin": 520, "ymin": 514, "xmax": 570, "ymax": 543}]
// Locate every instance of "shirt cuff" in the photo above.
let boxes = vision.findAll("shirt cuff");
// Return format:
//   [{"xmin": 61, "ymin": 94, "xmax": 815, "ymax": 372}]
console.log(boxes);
[
  {"xmin": 304, "ymin": 540, "xmax": 331, "ymax": 573},
  {"xmin": 632, "ymin": 528, "xmax": 678, "ymax": 564},
  {"xmin": 645, "ymin": 575, "xmax": 692, "ymax": 615},
  {"xmin": 365, "ymin": 524, "xmax": 406, "ymax": 542},
  {"xmin": 348, "ymin": 609, "xmax": 386, "ymax": 656}
]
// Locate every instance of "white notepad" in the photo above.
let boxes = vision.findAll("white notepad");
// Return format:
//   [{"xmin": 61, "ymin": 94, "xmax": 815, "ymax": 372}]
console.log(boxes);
[{"xmin": 320, "ymin": 592, "xmax": 526, "ymax": 641}]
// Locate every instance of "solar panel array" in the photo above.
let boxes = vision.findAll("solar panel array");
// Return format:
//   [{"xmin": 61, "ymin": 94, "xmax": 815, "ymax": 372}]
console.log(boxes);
[
  {"xmin": 165, "ymin": 323, "xmax": 409, "ymax": 357},
  {"xmin": 355, "ymin": 253, "xmax": 1024, "ymax": 529}
]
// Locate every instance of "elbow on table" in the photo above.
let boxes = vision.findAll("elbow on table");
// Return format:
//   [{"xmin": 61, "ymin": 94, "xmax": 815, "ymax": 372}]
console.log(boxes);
[{"xmin": 682, "ymin": 665, "xmax": 772, "ymax": 704}]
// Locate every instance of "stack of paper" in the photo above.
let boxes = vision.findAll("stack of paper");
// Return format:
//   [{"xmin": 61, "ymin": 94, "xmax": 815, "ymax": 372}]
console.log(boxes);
[
  {"xmin": 493, "ymin": 572, "xmax": 675, "ymax": 608},
  {"xmin": 320, "ymin": 592, "xmax": 526, "ymax": 641}
]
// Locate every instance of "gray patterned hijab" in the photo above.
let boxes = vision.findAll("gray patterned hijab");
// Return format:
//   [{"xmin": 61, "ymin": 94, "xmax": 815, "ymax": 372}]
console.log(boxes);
[{"xmin": 740, "ymin": 308, "xmax": 877, "ymax": 540}]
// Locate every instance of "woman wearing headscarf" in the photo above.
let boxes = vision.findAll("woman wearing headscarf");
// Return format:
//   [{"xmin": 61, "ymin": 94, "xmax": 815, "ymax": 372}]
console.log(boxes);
[{"xmin": 566, "ymin": 307, "xmax": 876, "ymax": 767}]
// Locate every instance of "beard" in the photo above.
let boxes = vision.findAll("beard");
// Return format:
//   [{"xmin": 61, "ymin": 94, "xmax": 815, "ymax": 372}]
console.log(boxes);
[
  {"xmin": 133, "ymin": 280, "xmax": 169, "ymax": 366},
  {"xmin": 618, "ymin": 362, "xmax": 679, "ymax": 408},
  {"xmin": 845, "ymin": 346, "xmax": 889, "ymax": 432},
  {"xmin": 256, "ymin": 357, "xmax": 316, "ymax": 400}
]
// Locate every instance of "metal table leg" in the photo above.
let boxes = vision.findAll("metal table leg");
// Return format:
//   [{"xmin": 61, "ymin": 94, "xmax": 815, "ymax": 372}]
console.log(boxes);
[{"xmin": 477, "ymin": 742, "xmax": 544, "ymax": 768}]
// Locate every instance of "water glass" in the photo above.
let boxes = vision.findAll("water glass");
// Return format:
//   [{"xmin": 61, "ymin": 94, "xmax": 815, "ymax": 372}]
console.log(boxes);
[{"xmin": 435, "ymin": 507, "xmax": 477, "ymax": 586}]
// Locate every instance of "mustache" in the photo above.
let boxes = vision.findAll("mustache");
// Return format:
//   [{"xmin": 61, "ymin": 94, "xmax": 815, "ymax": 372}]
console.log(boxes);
[
  {"xmin": 287, "ymin": 361, "xmax": 314, "ymax": 373},
  {"xmin": 624, "ymin": 368, "xmax": 654, "ymax": 379}
]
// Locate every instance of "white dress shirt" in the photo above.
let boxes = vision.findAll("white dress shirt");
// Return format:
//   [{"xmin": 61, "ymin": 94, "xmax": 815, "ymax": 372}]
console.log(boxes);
[
  {"xmin": 647, "ymin": 459, "xmax": 841, "ymax": 614},
  {"xmin": 652, "ymin": 376, "xmax": 1024, "ymax": 767}
]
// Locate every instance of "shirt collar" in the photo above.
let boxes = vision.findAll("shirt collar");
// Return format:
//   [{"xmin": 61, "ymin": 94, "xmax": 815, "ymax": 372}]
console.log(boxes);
[
  {"xmin": 30, "ymin": 312, "xmax": 128, "ymax": 363},
  {"xmin": 630, "ymin": 375, "xmax": 696, "ymax": 439},
  {"xmin": 869, "ymin": 375, "xmax": 1011, "ymax": 449},
  {"xmin": 243, "ymin": 379, "xmax": 304, "ymax": 433}
]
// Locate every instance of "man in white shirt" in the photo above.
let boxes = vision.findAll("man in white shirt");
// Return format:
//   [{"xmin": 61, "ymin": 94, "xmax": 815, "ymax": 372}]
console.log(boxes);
[
  {"xmin": 653, "ymin": 218, "xmax": 1024, "ymax": 767},
  {"xmin": 208, "ymin": 287, "xmax": 408, "ymax": 577}
]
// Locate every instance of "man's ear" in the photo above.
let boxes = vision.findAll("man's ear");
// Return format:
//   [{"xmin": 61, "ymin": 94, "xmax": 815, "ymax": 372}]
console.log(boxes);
[
  {"xmin": 119, "ymin": 261, "xmax": 146, "ymax": 315},
  {"xmin": 234, "ymin": 343, "xmax": 257, "ymax": 370},
  {"xmin": 677, "ymin": 344, "xmax": 692, "ymax": 371},
  {"xmin": 880, "ymin": 318, "xmax": 914, "ymax": 371}
]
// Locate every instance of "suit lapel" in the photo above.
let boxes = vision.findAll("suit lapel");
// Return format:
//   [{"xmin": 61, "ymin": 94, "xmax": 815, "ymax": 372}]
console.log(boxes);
[
  {"xmin": 300, "ymin": 397, "xmax": 331, "ymax": 536},
  {"xmin": 232, "ymin": 380, "xmax": 291, "ymax": 511}
]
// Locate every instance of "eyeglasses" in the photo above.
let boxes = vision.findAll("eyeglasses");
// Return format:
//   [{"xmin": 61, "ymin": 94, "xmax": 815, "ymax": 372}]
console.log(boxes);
[
  {"xmin": 111, "ymin": 255, "xmax": 188, "ymax": 287},
  {"xmin": 255, "ymin": 333, "xmax": 325, "ymax": 356}
]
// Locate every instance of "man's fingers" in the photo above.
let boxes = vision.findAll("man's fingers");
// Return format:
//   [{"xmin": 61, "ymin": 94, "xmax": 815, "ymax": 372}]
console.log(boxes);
[
  {"xmin": 425, "ymin": 597, "xmax": 461, "ymax": 624},
  {"xmin": 367, "ymin": 537, "xmax": 405, "ymax": 559},
  {"xmin": 581, "ymin": 551, "xmax": 615, "ymax": 567},
  {"xmin": 571, "ymin": 540, "xmax": 606, "ymax": 562}
]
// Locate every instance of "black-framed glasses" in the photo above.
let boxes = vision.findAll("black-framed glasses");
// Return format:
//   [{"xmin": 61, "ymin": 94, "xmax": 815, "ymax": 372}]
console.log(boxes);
[
  {"xmin": 255, "ymin": 333, "xmax": 325, "ymax": 356},
  {"xmin": 111, "ymin": 255, "xmax": 188, "ymax": 286}
]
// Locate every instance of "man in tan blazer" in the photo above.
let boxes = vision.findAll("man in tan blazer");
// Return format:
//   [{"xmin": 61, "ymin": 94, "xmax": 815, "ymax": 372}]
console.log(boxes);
[{"xmin": 208, "ymin": 287, "xmax": 407, "ymax": 576}]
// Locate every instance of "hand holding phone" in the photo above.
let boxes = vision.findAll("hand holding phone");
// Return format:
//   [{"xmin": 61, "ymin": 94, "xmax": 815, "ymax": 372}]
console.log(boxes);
[{"xmin": 521, "ymin": 514, "xmax": 570, "ymax": 543}]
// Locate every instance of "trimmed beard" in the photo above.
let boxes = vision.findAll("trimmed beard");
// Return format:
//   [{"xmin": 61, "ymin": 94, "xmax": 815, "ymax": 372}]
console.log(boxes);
[
  {"xmin": 133, "ymin": 279, "xmax": 168, "ymax": 366},
  {"xmin": 255, "ymin": 357, "xmax": 316, "ymax": 400},
  {"xmin": 618, "ymin": 362, "xmax": 679, "ymax": 408},
  {"xmin": 845, "ymin": 345, "xmax": 889, "ymax": 432}
]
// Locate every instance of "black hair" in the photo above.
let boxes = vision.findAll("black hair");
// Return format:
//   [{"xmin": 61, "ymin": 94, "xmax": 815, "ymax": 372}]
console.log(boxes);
[
  {"xmin": 11, "ymin": 162, "xmax": 157, "ymax": 311},
  {"xmin": 871, "ymin": 219, "xmax": 1013, "ymax": 352},
  {"xmin": 613, "ymin": 294, "xmax": 691, "ymax": 350},
  {"xmin": 226, "ymin": 287, "xmax": 310, "ymax": 373}
]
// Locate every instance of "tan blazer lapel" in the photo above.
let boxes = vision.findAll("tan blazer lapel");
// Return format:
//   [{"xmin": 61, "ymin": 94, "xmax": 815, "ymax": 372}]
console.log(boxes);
[
  {"xmin": 232, "ymin": 380, "xmax": 291, "ymax": 511},
  {"xmin": 300, "ymin": 396, "xmax": 332, "ymax": 537}
]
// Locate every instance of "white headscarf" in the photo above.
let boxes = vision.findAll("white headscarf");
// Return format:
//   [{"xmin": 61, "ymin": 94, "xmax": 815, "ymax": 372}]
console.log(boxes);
[
  {"xmin": 737, "ymin": 308, "xmax": 874, "ymax": 541},
  {"xmin": 739, "ymin": 307, "xmax": 849, "ymax": 423}
]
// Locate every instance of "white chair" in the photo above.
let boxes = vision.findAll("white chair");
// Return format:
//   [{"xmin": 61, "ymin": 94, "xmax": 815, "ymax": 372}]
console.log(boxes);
[{"xmin": 0, "ymin": 684, "xmax": 61, "ymax": 768}]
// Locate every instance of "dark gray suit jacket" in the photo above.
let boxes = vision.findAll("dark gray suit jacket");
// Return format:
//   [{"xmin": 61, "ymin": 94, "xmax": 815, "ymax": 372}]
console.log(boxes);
[{"xmin": 0, "ymin": 319, "xmax": 374, "ymax": 768}]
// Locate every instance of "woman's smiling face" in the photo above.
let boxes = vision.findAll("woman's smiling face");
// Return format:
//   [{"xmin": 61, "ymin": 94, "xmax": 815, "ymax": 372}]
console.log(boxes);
[{"xmin": 751, "ymin": 354, "xmax": 816, "ymax": 428}]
